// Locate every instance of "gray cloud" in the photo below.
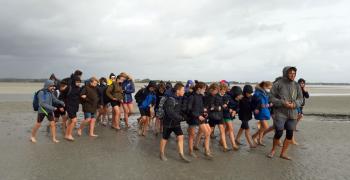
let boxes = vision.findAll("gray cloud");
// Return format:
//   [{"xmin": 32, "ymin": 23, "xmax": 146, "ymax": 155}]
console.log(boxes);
[{"xmin": 0, "ymin": 0, "xmax": 349, "ymax": 82}]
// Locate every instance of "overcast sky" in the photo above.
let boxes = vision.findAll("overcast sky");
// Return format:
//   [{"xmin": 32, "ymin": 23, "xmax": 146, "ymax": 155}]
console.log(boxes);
[{"xmin": 0, "ymin": 0, "xmax": 349, "ymax": 82}]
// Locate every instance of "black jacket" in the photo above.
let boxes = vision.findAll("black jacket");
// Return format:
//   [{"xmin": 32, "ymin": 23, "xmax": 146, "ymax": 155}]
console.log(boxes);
[
  {"xmin": 66, "ymin": 84, "xmax": 81, "ymax": 113},
  {"xmin": 238, "ymin": 96, "xmax": 253, "ymax": 121},
  {"xmin": 188, "ymin": 93, "xmax": 205, "ymax": 120},
  {"xmin": 163, "ymin": 96, "xmax": 184, "ymax": 128},
  {"xmin": 204, "ymin": 94, "xmax": 223, "ymax": 120}
]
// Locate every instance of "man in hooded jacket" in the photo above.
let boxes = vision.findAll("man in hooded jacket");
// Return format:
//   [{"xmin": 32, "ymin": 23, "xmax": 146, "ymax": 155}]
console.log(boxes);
[{"xmin": 268, "ymin": 66, "xmax": 303, "ymax": 160}]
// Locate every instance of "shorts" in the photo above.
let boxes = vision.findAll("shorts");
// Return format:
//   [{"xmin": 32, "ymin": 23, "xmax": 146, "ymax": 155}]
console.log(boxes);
[
  {"xmin": 274, "ymin": 118, "xmax": 296, "ymax": 131},
  {"xmin": 84, "ymin": 112, "xmax": 96, "ymax": 119},
  {"xmin": 54, "ymin": 108, "xmax": 66, "ymax": 118},
  {"xmin": 110, "ymin": 100, "xmax": 121, "ymax": 107},
  {"xmin": 162, "ymin": 126, "xmax": 183, "ymax": 140},
  {"xmin": 67, "ymin": 110, "xmax": 78, "ymax": 119},
  {"xmin": 37, "ymin": 113, "xmax": 54, "ymax": 123},
  {"xmin": 209, "ymin": 119, "xmax": 224, "ymax": 127},
  {"xmin": 187, "ymin": 118, "xmax": 199, "ymax": 127},
  {"xmin": 223, "ymin": 118, "xmax": 233, "ymax": 123},
  {"xmin": 122, "ymin": 101, "xmax": 133, "ymax": 105},
  {"xmin": 240, "ymin": 119, "xmax": 250, "ymax": 129},
  {"xmin": 139, "ymin": 108, "xmax": 151, "ymax": 117}
]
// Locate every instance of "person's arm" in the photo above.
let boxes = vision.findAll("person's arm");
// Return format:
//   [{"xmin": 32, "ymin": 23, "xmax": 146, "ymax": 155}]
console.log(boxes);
[
  {"xmin": 52, "ymin": 92, "xmax": 65, "ymax": 107},
  {"xmin": 105, "ymin": 84, "xmax": 115, "ymax": 100},
  {"xmin": 304, "ymin": 90, "xmax": 310, "ymax": 99},
  {"xmin": 294, "ymin": 84, "xmax": 304, "ymax": 108},
  {"xmin": 164, "ymin": 98, "xmax": 183, "ymax": 121},
  {"xmin": 38, "ymin": 91, "xmax": 56, "ymax": 111},
  {"xmin": 270, "ymin": 82, "xmax": 284, "ymax": 107}
]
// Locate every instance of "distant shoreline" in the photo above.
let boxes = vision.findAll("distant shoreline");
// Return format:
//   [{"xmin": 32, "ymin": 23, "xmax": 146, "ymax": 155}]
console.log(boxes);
[{"xmin": 0, "ymin": 78, "xmax": 349, "ymax": 85}]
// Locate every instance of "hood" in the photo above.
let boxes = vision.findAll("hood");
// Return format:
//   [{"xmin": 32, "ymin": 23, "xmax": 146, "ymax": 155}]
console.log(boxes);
[
  {"xmin": 44, "ymin": 80, "xmax": 55, "ymax": 89},
  {"xmin": 49, "ymin": 73, "xmax": 57, "ymax": 81},
  {"xmin": 282, "ymin": 66, "xmax": 297, "ymax": 80}
]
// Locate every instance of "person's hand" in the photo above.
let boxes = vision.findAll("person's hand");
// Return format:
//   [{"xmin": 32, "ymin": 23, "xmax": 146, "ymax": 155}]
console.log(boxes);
[
  {"xmin": 199, "ymin": 116, "xmax": 205, "ymax": 121},
  {"xmin": 283, "ymin": 101, "xmax": 292, "ymax": 108},
  {"xmin": 254, "ymin": 109, "xmax": 259, "ymax": 114},
  {"xmin": 81, "ymin": 95, "xmax": 87, "ymax": 99},
  {"xmin": 269, "ymin": 103, "xmax": 273, "ymax": 107},
  {"xmin": 54, "ymin": 107, "xmax": 57, "ymax": 111},
  {"xmin": 231, "ymin": 110, "xmax": 236, "ymax": 117},
  {"xmin": 223, "ymin": 104, "xmax": 227, "ymax": 108},
  {"xmin": 112, "ymin": 98, "xmax": 117, "ymax": 101}
]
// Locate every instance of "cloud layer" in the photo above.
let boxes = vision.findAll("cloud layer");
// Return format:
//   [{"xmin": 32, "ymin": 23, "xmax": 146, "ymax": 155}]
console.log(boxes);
[{"xmin": 0, "ymin": 0, "xmax": 349, "ymax": 82}]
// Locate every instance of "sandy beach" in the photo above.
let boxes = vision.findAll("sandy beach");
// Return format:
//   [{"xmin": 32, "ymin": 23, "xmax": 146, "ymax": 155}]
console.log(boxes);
[{"xmin": 0, "ymin": 82, "xmax": 349, "ymax": 180}]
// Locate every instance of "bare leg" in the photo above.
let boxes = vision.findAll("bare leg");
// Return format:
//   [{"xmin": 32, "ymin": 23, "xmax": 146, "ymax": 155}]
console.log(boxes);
[
  {"xmin": 188, "ymin": 127, "xmax": 197, "ymax": 157},
  {"xmin": 160, "ymin": 138, "xmax": 168, "ymax": 161},
  {"xmin": 30, "ymin": 122, "xmax": 41, "ymax": 143},
  {"xmin": 226, "ymin": 122, "xmax": 239, "ymax": 150},
  {"xmin": 235, "ymin": 128, "xmax": 243, "ymax": 145},
  {"xmin": 89, "ymin": 118, "xmax": 98, "ymax": 137},
  {"xmin": 78, "ymin": 118, "xmax": 90, "ymax": 136},
  {"xmin": 245, "ymin": 129, "xmax": 256, "ymax": 148},
  {"xmin": 122, "ymin": 104, "xmax": 130, "ymax": 128},
  {"xmin": 219, "ymin": 124, "xmax": 228, "ymax": 151},
  {"xmin": 50, "ymin": 121, "xmax": 59, "ymax": 143},
  {"xmin": 65, "ymin": 118, "xmax": 77, "ymax": 141},
  {"xmin": 177, "ymin": 135, "xmax": 190, "ymax": 163}
]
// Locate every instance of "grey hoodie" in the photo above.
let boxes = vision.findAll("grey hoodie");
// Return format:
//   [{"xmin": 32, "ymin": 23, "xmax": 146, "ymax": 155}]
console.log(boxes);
[
  {"xmin": 271, "ymin": 66, "xmax": 303, "ymax": 120},
  {"xmin": 38, "ymin": 80, "xmax": 65, "ymax": 114}
]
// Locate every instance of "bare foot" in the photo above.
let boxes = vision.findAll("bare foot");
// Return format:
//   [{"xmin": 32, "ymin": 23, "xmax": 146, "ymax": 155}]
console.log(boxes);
[
  {"xmin": 252, "ymin": 136, "xmax": 258, "ymax": 145},
  {"xmin": 53, "ymin": 139, "xmax": 60, "ymax": 143},
  {"xmin": 235, "ymin": 140, "xmax": 243, "ymax": 145},
  {"xmin": 30, "ymin": 137, "xmax": 37, "ymax": 143},
  {"xmin": 280, "ymin": 155, "xmax": 292, "ymax": 160},
  {"xmin": 64, "ymin": 136, "xmax": 74, "ymax": 141},
  {"xmin": 89, "ymin": 134, "xmax": 98, "ymax": 137},
  {"xmin": 292, "ymin": 141, "xmax": 299, "ymax": 146},
  {"xmin": 233, "ymin": 145, "xmax": 239, "ymax": 151},
  {"xmin": 189, "ymin": 152, "xmax": 198, "ymax": 158},
  {"xmin": 77, "ymin": 129, "xmax": 82, "ymax": 136},
  {"xmin": 258, "ymin": 142, "xmax": 266, "ymax": 146},
  {"xmin": 267, "ymin": 151, "xmax": 275, "ymax": 158},
  {"xmin": 250, "ymin": 144, "xmax": 257, "ymax": 149}
]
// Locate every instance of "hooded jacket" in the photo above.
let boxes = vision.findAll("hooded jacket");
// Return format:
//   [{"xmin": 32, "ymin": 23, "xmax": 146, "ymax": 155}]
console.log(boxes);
[
  {"xmin": 163, "ymin": 95, "xmax": 184, "ymax": 128},
  {"xmin": 38, "ymin": 80, "xmax": 65, "ymax": 114},
  {"xmin": 81, "ymin": 85, "xmax": 100, "ymax": 113},
  {"xmin": 66, "ymin": 76, "xmax": 82, "ymax": 113},
  {"xmin": 253, "ymin": 86, "xmax": 271, "ymax": 120},
  {"xmin": 187, "ymin": 92, "xmax": 205, "ymax": 120},
  {"xmin": 271, "ymin": 66, "xmax": 304, "ymax": 120},
  {"xmin": 122, "ymin": 79, "xmax": 135, "ymax": 103},
  {"xmin": 106, "ymin": 81, "xmax": 124, "ymax": 102}
]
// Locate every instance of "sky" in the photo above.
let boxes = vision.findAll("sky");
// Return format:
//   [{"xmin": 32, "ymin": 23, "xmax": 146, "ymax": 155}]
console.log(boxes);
[{"xmin": 0, "ymin": 0, "xmax": 349, "ymax": 83}]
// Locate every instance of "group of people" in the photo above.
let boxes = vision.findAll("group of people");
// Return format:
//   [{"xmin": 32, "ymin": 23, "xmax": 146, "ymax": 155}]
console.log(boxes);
[{"xmin": 30, "ymin": 66, "xmax": 309, "ymax": 163}]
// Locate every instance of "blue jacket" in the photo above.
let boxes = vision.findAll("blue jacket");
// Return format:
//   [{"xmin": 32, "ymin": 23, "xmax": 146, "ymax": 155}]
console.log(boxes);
[
  {"xmin": 38, "ymin": 80, "xmax": 65, "ymax": 114},
  {"xmin": 253, "ymin": 87, "xmax": 271, "ymax": 120},
  {"xmin": 122, "ymin": 80, "xmax": 135, "ymax": 103},
  {"xmin": 138, "ymin": 91, "xmax": 156, "ymax": 110}
]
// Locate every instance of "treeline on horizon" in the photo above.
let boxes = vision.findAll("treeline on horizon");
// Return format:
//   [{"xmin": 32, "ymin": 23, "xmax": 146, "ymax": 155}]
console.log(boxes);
[{"xmin": 0, "ymin": 78, "xmax": 349, "ymax": 85}]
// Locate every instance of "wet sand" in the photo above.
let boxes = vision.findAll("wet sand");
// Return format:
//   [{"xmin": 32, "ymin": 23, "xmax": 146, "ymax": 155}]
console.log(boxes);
[{"xmin": 0, "ymin": 83, "xmax": 350, "ymax": 180}]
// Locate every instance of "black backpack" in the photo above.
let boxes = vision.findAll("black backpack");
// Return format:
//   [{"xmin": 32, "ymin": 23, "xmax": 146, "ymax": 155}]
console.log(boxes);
[{"xmin": 135, "ymin": 88, "xmax": 147, "ymax": 105}]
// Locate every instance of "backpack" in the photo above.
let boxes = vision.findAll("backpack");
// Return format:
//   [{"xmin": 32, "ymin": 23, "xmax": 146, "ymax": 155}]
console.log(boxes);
[
  {"xmin": 33, "ymin": 89, "xmax": 46, "ymax": 111},
  {"xmin": 135, "ymin": 88, "xmax": 147, "ymax": 104},
  {"xmin": 156, "ymin": 96, "xmax": 168, "ymax": 119}
]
